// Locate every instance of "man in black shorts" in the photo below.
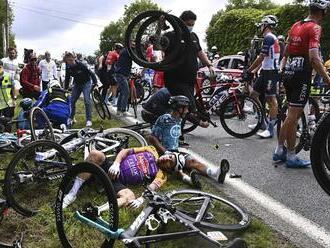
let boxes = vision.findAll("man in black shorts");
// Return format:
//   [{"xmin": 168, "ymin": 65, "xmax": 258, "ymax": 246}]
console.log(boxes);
[
  {"xmin": 163, "ymin": 10, "xmax": 214, "ymax": 141},
  {"xmin": 273, "ymin": 0, "xmax": 330, "ymax": 167}
]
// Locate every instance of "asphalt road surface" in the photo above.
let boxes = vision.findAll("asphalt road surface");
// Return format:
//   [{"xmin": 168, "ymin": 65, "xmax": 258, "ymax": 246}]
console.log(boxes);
[{"xmin": 110, "ymin": 104, "xmax": 330, "ymax": 248}]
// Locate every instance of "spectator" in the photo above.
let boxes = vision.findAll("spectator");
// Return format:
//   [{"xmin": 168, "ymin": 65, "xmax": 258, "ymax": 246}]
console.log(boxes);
[
  {"xmin": 114, "ymin": 43, "xmax": 133, "ymax": 116},
  {"xmin": 324, "ymin": 54, "xmax": 330, "ymax": 71},
  {"xmin": 0, "ymin": 60, "xmax": 17, "ymax": 131},
  {"xmin": 20, "ymin": 53, "xmax": 41, "ymax": 100},
  {"xmin": 34, "ymin": 80, "xmax": 71, "ymax": 128},
  {"xmin": 38, "ymin": 51, "xmax": 58, "ymax": 91},
  {"xmin": 64, "ymin": 52, "xmax": 96, "ymax": 127},
  {"xmin": 1, "ymin": 47, "xmax": 21, "ymax": 97},
  {"xmin": 105, "ymin": 43, "xmax": 123, "ymax": 105}
]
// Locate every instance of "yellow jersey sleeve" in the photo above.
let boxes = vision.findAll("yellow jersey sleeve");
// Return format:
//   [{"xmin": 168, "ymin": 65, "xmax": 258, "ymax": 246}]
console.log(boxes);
[
  {"xmin": 151, "ymin": 169, "xmax": 168, "ymax": 189},
  {"xmin": 133, "ymin": 146, "xmax": 159, "ymax": 159}
]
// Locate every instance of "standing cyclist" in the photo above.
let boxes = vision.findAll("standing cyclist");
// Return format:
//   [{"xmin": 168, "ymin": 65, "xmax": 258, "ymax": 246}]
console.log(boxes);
[
  {"xmin": 273, "ymin": 0, "xmax": 330, "ymax": 167},
  {"xmin": 245, "ymin": 15, "xmax": 280, "ymax": 139}
]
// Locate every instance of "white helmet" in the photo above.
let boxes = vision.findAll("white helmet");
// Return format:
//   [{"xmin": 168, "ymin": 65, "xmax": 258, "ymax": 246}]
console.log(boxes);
[
  {"xmin": 48, "ymin": 79, "xmax": 61, "ymax": 89},
  {"xmin": 211, "ymin": 46, "xmax": 217, "ymax": 51},
  {"xmin": 257, "ymin": 15, "xmax": 278, "ymax": 28},
  {"xmin": 309, "ymin": 0, "xmax": 330, "ymax": 9},
  {"xmin": 214, "ymin": 54, "xmax": 220, "ymax": 59}
]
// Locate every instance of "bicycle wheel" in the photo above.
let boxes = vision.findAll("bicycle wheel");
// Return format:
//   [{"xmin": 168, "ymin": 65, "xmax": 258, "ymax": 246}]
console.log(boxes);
[
  {"xmin": 219, "ymin": 95, "xmax": 262, "ymax": 139},
  {"xmin": 311, "ymin": 113, "xmax": 330, "ymax": 196},
  {"xmin": 141, "ymin": 79, "xmax": 151, "ymax": 101},
  {"xmin": 276, "ymin": 103, "xmax": 307, "ymax": 154},
  {"xmin": 104, "ymin": 102, "xmax": 112, "ymax": 120},
  {"xmin": 4, "ymin": 140, "xmax": 72, "ymax": 216},
  {"xmin": 92, "ymin": 88, "xmax": 106, "ymax": 120},
  {"xmin": 29, "ymin": 107, "xmax": 55, "ymax": 141},
  {"xmin": 135, "ymin": 80, "xmax": 145, "ymax": 104},
  {"xmin": 55, "ymin": 162, "xmax": 119, "ymax": 248},
  {"xmin": 168, "ymin": 189, "xmax": 250, "ymax": 231},
  {"xmin": 89, "ymin": 128, "xmax": 148, "ymax": 157}
]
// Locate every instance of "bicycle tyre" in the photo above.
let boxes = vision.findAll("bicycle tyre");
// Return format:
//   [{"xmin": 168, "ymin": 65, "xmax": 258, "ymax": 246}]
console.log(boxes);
[
  {"xmin": 4, "ymin": 140, "xmax": 72, "ymax": 216},
  {"xmin": 167, "ymin": 189, "xmax": 250, "ymax": 231},
  {"xmin": 29, "ymin": 107, "xmax": 55, "ymax": 142},
  {"xmin": 55, "ymin": 162, "xmax": 118, "ymax": 248},
  {"xmin": 141, "ymin": 79, "xmax": 152, "ymax": 101},
  {"xmin": 219, "ymin": 95, "xmax": 262, "ymax": 139},
  {"xmin": 311, "ymin": 112, "xmax": 330, "ymax": 195},
  {"xmin": 276, "ymin": 103, "xmax": 307, "ymax": 154},
  {"xmin": 135, "ymin": 79, "xmax": 145, "ymax": 104},
  {"xmin": 92, "ymin": 88, "xmax": 106, "ymax": 120}
]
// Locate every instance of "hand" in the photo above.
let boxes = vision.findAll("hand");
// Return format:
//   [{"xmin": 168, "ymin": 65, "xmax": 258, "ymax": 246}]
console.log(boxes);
[
  {"xmin": 208, "ymin": 65, "xmax": 215, "ymax": 77},
  {"xmin": 33, "ymin": 85, "xmax": 40, "ymax": 92},
  {"xmin": 108, "ymin": 161, "xmax": 120, "ymax": 179},
  {"xmin": 128, "ymin": 197, "xmax": 144, "ymax": 209}
]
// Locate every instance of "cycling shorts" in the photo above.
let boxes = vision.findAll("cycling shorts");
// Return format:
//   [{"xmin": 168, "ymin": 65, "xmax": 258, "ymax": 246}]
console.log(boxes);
[
  {"xmin": 253, "ymin": 70, "xmax": 279, "ymax": 97},
  {"xmin": 100, "ymin": 158, "xmax": 127, "ymax": 193}
]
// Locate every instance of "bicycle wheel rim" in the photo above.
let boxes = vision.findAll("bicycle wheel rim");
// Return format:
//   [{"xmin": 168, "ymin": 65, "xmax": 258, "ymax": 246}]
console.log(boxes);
[
  {"xmin": 220, "ymin": 95, "xmax": 262, "ymax": 139},
  {"xmin": 141, "ymin": 80, "xmax": 151, "ymax": 101},
  {"xmin": 311, "ymin": 113, "xmax": 330, "ymax": 195},
  {"xmin": 4, "ymin": 140, "xmax": 72, "ymax": 217},
  {"xmin": 30, "ymin": 107, "xmax": 55, "ymax": 141},
  {"xmin": 55, "ymin": 162, "xmax": 118, "ymax": 248},
  {"xmin": 92, "ymin": 89, "xmax": 106, "ymax": 120},
  {"xmin": 168, "ymin": 189, "xmax": 250, "ymax": 231}
]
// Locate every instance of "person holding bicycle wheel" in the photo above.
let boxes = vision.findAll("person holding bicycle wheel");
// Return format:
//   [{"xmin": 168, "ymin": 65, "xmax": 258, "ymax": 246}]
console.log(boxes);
[
  {"xmin": 273, "ymin": 0, "xmax": 330, "ymax": 168},
  {"xmin": 244, "ymin": 15, "xmax": 280, "ymax": 139},
  {"xmin": 163, "ymin": 11, "xmax": 214, "ymax": 145}
]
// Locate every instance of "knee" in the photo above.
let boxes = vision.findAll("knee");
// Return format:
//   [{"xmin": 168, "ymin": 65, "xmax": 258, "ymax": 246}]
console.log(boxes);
[{"xmin": 86, "ymin": 150, "xmax": 106, "ymax": 165}]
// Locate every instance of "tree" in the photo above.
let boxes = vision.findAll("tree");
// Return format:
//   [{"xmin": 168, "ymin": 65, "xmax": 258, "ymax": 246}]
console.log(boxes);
[
  {"xmin": 99, "ymin": 0, "xmax": 161, "ymax": 53},
  {"xmin": 226, "ymin": 0, "xmax": 278, "ymax": 11},
  {"xmin": 0, "ymin": 1, "xmax": 15, "ymax": 57}
]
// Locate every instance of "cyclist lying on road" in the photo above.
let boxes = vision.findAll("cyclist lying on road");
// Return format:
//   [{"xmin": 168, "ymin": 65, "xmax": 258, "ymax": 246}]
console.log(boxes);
[
  {"xmin": 63, "ymin": 145, "xmax": 228, "ymax": 209},
  {"xmin": 147, "ymin": 95, "xmax": 230, "ymax": 187},
  {"xmin": 34, "ymin": 80, "xmax": 72, "ymax": 128}
]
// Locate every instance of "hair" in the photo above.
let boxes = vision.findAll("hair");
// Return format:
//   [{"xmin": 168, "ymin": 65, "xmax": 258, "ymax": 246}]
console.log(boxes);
[
  {"xmin": 309, "ymin": 5, "xmax": 326, "ymax": 16},
  {"xmin": 7, "ymin": 47, "xmax": 17, "ymax": 53},
  {"xmin": 179, "ymin": 10, "xmax": 197, "ymax": 22},
  {"xmin": 64, "ymin": 52, "xmax": 75, "ymax": 60}
]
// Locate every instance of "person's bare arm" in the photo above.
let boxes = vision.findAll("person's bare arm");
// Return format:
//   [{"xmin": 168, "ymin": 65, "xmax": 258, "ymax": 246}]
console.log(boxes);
[
  {"xmin": 248, "ymin": 54, "xmax": 264, "ymax": 72},
  {"xmin": 113, "ymin": 148, "xmax": 132, "ymax": 164},
  {"xmin": 198, "ymin": 50, "xmax": 212, "ymax": 67},
  {"xmin": 310, "ymin": 49, "xmax": 330, "ymax": 85},
  {"xmin": 147, "ymin": 135, "xmax": 166, "ymax": 155}
]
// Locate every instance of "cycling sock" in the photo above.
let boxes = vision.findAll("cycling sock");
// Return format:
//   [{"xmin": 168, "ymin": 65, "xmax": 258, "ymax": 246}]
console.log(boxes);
[
  {"xmin": 275, "ymin": 144, "xmax": 283, "ymax": 155},
  {"xmin": 182, "ymin": 174, "xmax": 192, "ymax": 185},
  {"xmin": 68, "ymin": 177, "xmax": 85, "ymax": 197},
  {"xmin": 287, "ymin": 150, "xmax": 296, "ymax": 161},
  {"xmin": 268, "ymin": 119, "xmax": 277, "ymax": 135},
  {"xmin": 206, "ymin": 167, "xmax": 219, "ymax": 180}
]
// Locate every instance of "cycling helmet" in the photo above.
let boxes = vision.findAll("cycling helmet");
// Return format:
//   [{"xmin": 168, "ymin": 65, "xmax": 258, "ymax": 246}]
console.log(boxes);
[
  {"xmin": 48, "ymin": 79, "xmax": 61, "ymax": 89},
  {"xmin": 309, "ymin": 0, "xmax": 330, "ymax": 9},
  {"xmin": 114, "ymin": 43, "xmax": 124, "ymax": 50},
  {"xmin": 278, "ymin": 35, "xmax": 285, "ymax": 42},
  {"xmin": 164, "ymin": 151, "xmax": 186, "ymax": 171},
  {"xmin": 168, "ymin": 95, "xmax": 190, "ymax": 110},
  {"xmin": 257, "ymin": 15, "xmax": 278, "ymax": 28},
  {"xmin": 20, "ymin": 98, "xmax": 33, "ymax": 111},
  {"xmin": 211, "ymin": 46, "xmax": 217, "ymax": 51}
]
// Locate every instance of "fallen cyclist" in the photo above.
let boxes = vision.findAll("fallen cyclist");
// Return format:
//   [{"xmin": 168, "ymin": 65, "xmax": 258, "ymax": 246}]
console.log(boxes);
[
  {"xmin": 147, "ymin": 95, "xmax": 230, "ymax": 188},
  {"xmin": 62, "ymin": 145, "xmax": 228, "ymax": 209}
]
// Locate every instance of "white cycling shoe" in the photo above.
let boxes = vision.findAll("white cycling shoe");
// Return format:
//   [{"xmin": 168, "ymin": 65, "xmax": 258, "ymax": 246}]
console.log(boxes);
[
  {"xmin": 62, "ymin": 194, "xmax": 77, "ymax": 209},
  {"xmin": 257, "ymin": 129, "xmax": 273, "ymax": 139}
]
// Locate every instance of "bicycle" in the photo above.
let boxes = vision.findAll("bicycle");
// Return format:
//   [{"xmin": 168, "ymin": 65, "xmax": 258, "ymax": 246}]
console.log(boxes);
[
  {"xmin": 55, "ymin": 161, "xmax": 250, "ymax": 248},
  {"xmin": 128, "ymin": 70, "xmax": 145, "ymax": 118},
  {"xmin": 181, "ymin": 78, "xmax": 263, "ymax": 139},
  {"xmin": 310, "ymin": 111, "xmax": 330, "ymax": 195},
  {"xmin": 3, "ymin": 127, "xmax": 147, "ymax": 217},
  {"xmin": 91, "ymin": 82, "xmax": 111, "ymax": 120}
]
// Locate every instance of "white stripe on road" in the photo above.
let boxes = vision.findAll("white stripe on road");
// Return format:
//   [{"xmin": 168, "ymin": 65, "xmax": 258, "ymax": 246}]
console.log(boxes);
[{"xmin": 180, "ymin": 148, "xmax": 330, "ymax": 248}]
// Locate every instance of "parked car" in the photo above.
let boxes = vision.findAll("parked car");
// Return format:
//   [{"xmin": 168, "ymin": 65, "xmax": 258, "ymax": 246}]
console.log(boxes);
[{"xmin": 213, "ymin": 55, "xmax": 245, "ymax": 70}]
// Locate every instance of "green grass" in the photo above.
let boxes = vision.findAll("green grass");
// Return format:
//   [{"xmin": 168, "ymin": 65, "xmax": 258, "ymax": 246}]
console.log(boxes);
[{"xmin": 0, "ymin": 99, "xmax": 297, "ymax": 248}]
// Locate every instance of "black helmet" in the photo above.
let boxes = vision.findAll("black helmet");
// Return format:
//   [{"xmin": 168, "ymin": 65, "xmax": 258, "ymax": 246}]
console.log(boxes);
[
  {"xmin": 168, "ymin": 95, "xmax": 190, "ymax": 110},
  {"xmin": 20, "ymin": 98, "xmax": 33, "ymax": 111}
]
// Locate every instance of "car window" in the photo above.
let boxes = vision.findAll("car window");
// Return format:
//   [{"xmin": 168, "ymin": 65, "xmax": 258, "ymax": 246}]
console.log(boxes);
[
  {"xmin": 231, "ymin": 59, "xmax": 244, "ymax": 69},
  {"xmin": 217, "ymin": 59, "xmax": 230, "ymax": 69}
]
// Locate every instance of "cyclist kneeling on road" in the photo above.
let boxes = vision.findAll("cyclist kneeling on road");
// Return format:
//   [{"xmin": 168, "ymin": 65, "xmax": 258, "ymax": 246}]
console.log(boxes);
[
  {"xmin": 62, "ymin": 144, "xmax": 229, "ymax": 209},
  {"xmin": 244, "ymin": 15, "xmax": 280, "ymax": 139},
  {"xmin": 34, "ymin": 80, "xmax": 72, "ymax": 128},
  {"xmin": 148, "ymin": 95, "xmax": 229, "ymax": 188}
]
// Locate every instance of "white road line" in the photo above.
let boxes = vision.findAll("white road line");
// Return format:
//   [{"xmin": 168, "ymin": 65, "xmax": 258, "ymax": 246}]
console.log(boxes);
[{"xmin": 180, "ymin": 148, "xmax": 330, "ymax": 248}]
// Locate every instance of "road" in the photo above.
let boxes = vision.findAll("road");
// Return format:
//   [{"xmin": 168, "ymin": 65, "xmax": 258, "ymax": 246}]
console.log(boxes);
[{"xmin": 109, "ymin": 104, "xmax": 330, "ymax": 248}]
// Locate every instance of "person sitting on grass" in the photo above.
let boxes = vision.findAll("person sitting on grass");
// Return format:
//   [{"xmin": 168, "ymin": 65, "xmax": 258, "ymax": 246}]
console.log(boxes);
[
  {"xmin": 148, "ymin": 95, "xmax": 230, "ymax": 188},
  {"xmin": 62, "ymin": 145, "xmax": 228, "ymax": 209}
]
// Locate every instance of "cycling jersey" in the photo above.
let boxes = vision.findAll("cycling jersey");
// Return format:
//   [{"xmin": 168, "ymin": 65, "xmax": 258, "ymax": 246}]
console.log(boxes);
[
  {"xmin": 287, "ymin": 19, "xmax": 321, "ymax": 57},
  {"xmin": 261, "ymin": 32, "xmax": 280, "ymax": 70},
  {"xmin": 152, "ymin": 114, "xmax": 181, "ymax": 151},
  {"xmin": 118, "ymin": 146, "xmax": 167, "ymax": 188}
]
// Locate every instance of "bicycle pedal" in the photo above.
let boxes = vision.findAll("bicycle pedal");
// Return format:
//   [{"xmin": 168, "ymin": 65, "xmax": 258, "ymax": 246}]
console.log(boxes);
[{"xmin": 206, "ymin": 231, "xmax": 228, "ymax": 241}]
